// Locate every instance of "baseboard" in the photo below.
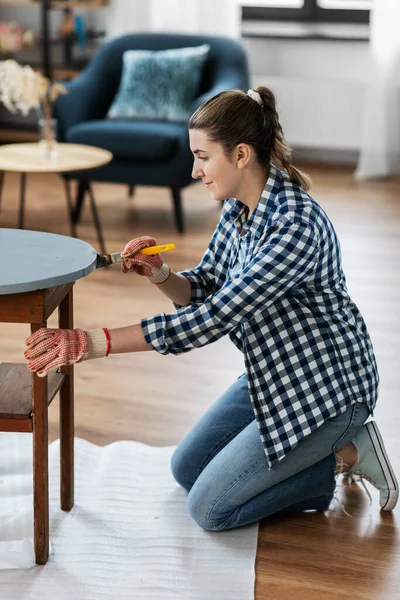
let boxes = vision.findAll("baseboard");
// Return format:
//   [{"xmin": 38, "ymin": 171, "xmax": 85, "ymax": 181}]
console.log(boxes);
[{"xmin": 292, "ymin": 146, "xmax": 359, "ymax": 166}]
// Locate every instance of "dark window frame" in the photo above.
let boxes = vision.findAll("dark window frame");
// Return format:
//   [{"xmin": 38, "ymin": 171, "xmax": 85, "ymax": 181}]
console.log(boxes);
[{"xmin": 242, "ymin": 1, "xmax": 370, "ymax": 24}]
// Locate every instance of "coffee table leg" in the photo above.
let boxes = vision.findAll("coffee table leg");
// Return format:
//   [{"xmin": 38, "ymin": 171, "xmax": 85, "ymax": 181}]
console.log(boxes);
[
  {"xmin": 59, "ymin": 287, "xmax": 74, "ymax": 511},
  {"xmin": 63, "ymin": 178, "xmax": 77, "ymax": 237},
  {"xmin": 73, "ymin": 180, "xmax": 88, "ymax": 225},
  {"xmin": 18, "ymin": 172, "xmax": 27, "ymax": 229},
  {"xmin": 87, "ymin": 182, "xmax": 107, "ymax": 255},
  {"xmin": 32, "ymin": 321, "xmax": 49, "ymax": 565},
  {"xmin": 0, "ymin": 171, "xmax": 4, "ymax": 214}
]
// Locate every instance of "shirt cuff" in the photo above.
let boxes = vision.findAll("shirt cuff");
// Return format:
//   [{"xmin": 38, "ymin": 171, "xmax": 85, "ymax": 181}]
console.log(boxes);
[
  {"xmin": 141, "ymin": 313, "xmax": 170, "ymax": 355},
  {"xmin": 172, "ymin": 270, "xmax": 210, "ymax": 309}
]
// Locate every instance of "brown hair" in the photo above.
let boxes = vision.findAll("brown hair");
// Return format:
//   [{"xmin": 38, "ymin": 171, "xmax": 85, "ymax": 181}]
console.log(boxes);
[{"xmin": 189, "ymin": 85, "xmax": 311, "ymax": 191}]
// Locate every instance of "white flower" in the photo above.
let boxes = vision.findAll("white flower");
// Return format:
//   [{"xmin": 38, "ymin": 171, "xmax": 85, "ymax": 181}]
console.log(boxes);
[{"xmin": 0, "ymin": 59, "xmax": 66, "ymax": 117}]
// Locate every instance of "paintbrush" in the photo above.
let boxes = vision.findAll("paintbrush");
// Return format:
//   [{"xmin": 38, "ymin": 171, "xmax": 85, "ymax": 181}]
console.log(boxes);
[{"xmin": 96, "ymin": 244, "xmax": 176, "ymax": 269}]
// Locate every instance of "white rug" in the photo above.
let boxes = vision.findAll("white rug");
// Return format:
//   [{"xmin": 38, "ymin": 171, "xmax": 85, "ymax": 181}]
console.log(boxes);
[{"xmin": 0, "ymin": 433, "xmax": 258, "ymax": 599}]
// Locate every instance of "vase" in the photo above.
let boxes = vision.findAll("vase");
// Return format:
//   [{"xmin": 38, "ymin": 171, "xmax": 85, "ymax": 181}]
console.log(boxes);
[{"xmin": 38, "ymin": 117, "xmax": 58, "ymax": 160}]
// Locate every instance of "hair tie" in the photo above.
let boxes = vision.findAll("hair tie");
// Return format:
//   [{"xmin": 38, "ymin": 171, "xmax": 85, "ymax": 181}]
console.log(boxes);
[{"xmin": 247, "ymin": 89, "xmax": 263, "ymax": 107}]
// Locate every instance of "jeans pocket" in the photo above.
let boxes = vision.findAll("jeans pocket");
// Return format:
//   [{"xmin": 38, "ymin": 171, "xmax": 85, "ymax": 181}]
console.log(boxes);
[{"xmin": 332, "ymin": 403, "xmax": 370, "ymax": 453}]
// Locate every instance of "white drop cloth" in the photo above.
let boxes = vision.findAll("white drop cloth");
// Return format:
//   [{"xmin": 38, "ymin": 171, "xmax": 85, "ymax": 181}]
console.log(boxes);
[{"xmin": 0, "ymin": 433, "xmax": 258, "ymax": 599}]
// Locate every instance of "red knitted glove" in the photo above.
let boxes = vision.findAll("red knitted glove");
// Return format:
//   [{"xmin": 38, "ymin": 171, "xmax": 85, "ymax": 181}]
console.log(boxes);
[
  {"xmin": 121, "ymin": 235, "xmax": 171, "ymax": 284},
  {"xmin": 24, "ymin": 327, "xmax": 110, "ymax": 378}
]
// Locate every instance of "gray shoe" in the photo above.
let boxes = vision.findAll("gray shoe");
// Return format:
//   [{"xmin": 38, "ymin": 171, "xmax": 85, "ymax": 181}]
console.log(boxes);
[{"xmin": 345, "ymin": 421, "xmax": 398, "ymax": 511}]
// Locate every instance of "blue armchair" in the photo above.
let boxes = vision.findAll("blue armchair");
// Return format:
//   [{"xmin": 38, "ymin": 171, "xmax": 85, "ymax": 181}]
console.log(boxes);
[{"xmin": 56, "ymin": 33, "xmax": 249, "ymax": 249}]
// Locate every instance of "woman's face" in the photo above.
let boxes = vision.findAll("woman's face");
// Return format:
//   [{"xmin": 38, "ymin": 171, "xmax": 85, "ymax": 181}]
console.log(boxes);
[{"xmin": 189, "ymin": 129, "xmax": 242, "ymax": 202}]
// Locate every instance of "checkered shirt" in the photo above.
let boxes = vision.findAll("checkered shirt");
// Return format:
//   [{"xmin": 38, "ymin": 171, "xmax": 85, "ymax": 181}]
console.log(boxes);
[{"xmin": 141, "ymin": 164, "xmax": 379, "ymax": 468}]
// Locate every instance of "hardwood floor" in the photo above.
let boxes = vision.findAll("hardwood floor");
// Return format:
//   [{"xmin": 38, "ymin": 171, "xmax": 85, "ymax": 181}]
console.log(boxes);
[{"xmin": 0, "ymin": 165, "xmax": 399, "ymax": 598}]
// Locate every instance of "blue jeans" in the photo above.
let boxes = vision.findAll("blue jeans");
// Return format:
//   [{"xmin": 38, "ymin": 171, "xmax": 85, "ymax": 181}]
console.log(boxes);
[{"xmin": 171, "ymin": 374, "xmax": 370, "ymax": 531}]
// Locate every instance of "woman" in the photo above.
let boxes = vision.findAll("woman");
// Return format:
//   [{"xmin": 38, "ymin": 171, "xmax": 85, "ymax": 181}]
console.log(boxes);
[{"xmin": 24, "ymin": 87, "xmax": 398, "ymax": 530}]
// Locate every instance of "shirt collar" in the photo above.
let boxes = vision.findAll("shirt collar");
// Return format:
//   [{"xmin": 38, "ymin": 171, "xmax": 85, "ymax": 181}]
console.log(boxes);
[{"xmin": 232, "ymin": 163, "xmax": 284, "ymax": 236}]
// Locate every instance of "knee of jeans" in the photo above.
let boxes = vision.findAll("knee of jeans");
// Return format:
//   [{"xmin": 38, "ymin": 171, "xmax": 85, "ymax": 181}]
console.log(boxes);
[
  {"xmin": 186, "ymin": 487, "xmax": 228, "ymax": 532},
  {"xmin": 170, "ymin": 446, "xmax": 194, "ymax": 491},
  {"xmin": 186, "ymin": 489, "xmax": 218, "ymax": 531}
]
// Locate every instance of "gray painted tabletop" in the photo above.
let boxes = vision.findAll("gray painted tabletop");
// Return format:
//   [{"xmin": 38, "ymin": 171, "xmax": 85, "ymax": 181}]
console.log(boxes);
[{"xmin": 0, "ymin": 229, "xmax": 98, "ymax": 295}]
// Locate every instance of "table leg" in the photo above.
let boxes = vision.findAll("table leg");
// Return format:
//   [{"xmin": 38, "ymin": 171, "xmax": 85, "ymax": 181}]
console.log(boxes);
[
  {"xmin": 0, "ymin": 171, "xmax": 4, "ymax": 214},
  {"xmin": 18, "ymin": 172, "xmax": 27, "ymax": 229},
  {"xmin": 63, "ymin": 178, "xmax": 77, "ymax": 237},
  {"xmin": 59, "ymin": 287, "xmax": 74, "ymax": 512},
  {"xmin": 31, "ymin": 320, "xmax": 49, "ymax": 565},
  {"xmin": 87, "ymin": 182, "xmax": 107, "ymax": 255},
  {"xmin": 73, "ymin": 180, "xmax": 88, "ymax": 225}
]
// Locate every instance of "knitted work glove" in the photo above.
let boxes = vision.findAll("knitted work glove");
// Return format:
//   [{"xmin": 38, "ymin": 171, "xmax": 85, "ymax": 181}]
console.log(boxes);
[
  {"xmin": 121, "ymin": 235, "xmax": 171, "ymax": 284},
  {"xmin": 24, "ymin": 327, "xmax": 110, "ymax": 378}
]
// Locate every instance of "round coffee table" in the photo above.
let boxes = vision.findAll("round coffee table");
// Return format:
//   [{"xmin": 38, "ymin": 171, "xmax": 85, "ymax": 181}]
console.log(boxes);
[
  {"xmin": 0, "ymin": 142, "xmax": 113, "ymax": 254},
  {"xmin": 0, "ymin": 229, "xmax": 98, "ymax": 565}
]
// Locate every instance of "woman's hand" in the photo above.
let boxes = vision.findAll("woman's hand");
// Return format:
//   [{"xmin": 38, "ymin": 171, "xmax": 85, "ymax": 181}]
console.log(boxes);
[
  {"xmin": 121, "ymin": 236, "xmax": 171, "ymax": 284},
  {"xmin": 24, "ymin": 327, "xmax": 110, "ymax": 377}
]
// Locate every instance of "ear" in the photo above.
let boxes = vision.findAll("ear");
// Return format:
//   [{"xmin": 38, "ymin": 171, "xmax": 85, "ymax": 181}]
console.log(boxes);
[{"xmin": 235, "ymin": 143, "xmax": 252, "ymax": 169}]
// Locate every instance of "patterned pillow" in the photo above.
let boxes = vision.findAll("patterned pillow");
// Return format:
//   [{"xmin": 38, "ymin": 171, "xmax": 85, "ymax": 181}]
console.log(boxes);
[{"xmin": 107, "ymin": 44, "xmax": 210, "ymax": 122}]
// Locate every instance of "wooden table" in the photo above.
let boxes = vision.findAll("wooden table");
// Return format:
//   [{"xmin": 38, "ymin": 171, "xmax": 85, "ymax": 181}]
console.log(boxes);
[
  {"xmin": 0, "ymin": 143, "xmax": 113, "ymax": 254},
  {"xmin": 0, "ymin": 229, "xmax": 97, "ymax": 565}
]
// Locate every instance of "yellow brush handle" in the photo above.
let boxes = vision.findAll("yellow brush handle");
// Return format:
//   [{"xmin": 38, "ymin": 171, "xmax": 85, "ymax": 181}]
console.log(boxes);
[{"xmin": 141, "ymin": 244, "xmax": 176, "ymax": 255}]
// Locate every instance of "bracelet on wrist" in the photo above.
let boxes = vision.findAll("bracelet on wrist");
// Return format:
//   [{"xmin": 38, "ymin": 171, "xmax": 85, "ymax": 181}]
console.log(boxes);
[{"xmin": 103, "ymin": 327, "xmax": 111, "ymax": 356}]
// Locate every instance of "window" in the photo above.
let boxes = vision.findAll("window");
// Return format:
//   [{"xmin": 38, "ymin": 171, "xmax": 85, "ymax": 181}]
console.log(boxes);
[{"xmin": 241, "ymin": 0, "xmax": 372, "ymax": 23}]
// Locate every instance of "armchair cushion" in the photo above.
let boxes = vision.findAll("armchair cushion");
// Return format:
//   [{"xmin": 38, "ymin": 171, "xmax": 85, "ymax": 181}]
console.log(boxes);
[
  {"xmin": 107, "ymin": 44, "xmax": 210, "ymax": 122},
  {"xmin": 66, "ymin": 119, "xmax": 187, "ymax": 162}
]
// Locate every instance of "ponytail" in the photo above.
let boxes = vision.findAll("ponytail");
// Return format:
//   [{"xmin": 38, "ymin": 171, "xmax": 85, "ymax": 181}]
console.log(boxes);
[
  {"xmin": 255, "ymin": 86, "xmax": 312, "ymax": 191},
  {"xmin": 271, "ymin": 121, "xmax": 312, "ymax": 192}
]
